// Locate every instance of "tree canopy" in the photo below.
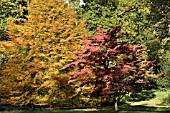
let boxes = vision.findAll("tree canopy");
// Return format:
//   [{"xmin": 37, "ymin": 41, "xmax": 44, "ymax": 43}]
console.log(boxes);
[
  {"xmin": 0, "ymin": 0, "xmax": 28, "ymax": 41},
  {"xmin": 0, "ymin": 0, "xmax": 167, "ymax": 111},
  {"xmin": 79, "ymin": 0, "xmax": 170, "ymax": 63},
  {"xmin": 0, "ymin": 0, "xmax": 87, "ymax": 106},
  {"xmin": 66, "ymin": 26, "xmax": 161, "ymax": 111}
]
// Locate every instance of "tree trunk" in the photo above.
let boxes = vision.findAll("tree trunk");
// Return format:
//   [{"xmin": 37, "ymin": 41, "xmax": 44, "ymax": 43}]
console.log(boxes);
[{"xmin": 114, "ymin": 101, "xmax": 119, "ymax": 112}]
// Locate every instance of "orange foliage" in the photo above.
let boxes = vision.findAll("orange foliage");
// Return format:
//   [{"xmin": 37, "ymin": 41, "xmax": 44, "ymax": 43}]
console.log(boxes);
[{"xmin": 0, "ymin": 0, "xmax": 88, "ymax": 106}]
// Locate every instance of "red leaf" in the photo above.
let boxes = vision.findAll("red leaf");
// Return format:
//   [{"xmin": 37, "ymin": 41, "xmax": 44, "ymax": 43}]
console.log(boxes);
[
  {"xmin": 137, "ymin": 71, "xmax": 143, "ymax": 75},
  {"xmin": 82, "ymin": 38, "xmax": 91, "ymax": 45},
  {"xmin": 98, "ymin": 71, "xmax": 105, "ymax": 75},
  {"xmin": 97, "ymin": 27, "xmax": 103, "ymax": 34},
  {"xmin": 78, "ymin": 52, "xmax": 91, "ymax": 58},
  {"xmin": 81, "ymin": 68, "xmax": 93, "ymax": 76},
  {"xmin": 152, "ymin": 74, "xmax": 165, "ymax": 78},
  {"xmin": 89, "ymin": 46, "xmax": 101, "ymax": 52},
  {"xmin": 95, "ymin": 36, "xmax": 104, "ymax": 42},
  {"xmin": 65, "ymin": 62, "xmax": 79, "ymax": 68},
  {"xmin": 68, "ymin": 79, "xmax": 78, "ymax": 84}
]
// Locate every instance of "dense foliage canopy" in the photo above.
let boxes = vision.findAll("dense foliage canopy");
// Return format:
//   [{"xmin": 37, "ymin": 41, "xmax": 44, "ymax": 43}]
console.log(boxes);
[
  {"xmin": 0, "ymin": 0, "xmax": 87, "ymax": 106},
  {"xmin": 79, "ymin": 0, "xmax": 170, "ymax": 62},
  {"xmin": 0, "ymin": 0, "xmax": 28, "ymax": 41},
  {"xmin": 0, "ymin": 0, "xmax": 168, "ymax": 111},
  {"xmin": 66, "ymin": 26, "xmax": 161, "ymax": 111}
]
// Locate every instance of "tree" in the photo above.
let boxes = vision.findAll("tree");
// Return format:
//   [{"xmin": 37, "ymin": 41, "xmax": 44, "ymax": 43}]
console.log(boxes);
[
  {"xmin": 156, "ymin": 50, "xmax": 170, "ymax": 105},
  {"xmin": 0, "ymin": 0, "xmax": 28, "ymax": 41},
  {"xmin": 157, "ymin": 51, "xmax": 170, "ymax": 90},
  {"xmin": 79, "ymin": 0, "xmax": 170, "ymax": 63},
  {"xmin": 148, "ymin": 0, "xmax": 170, "ymax": 61},
  {"xmin": 80, "ymin": 0, "xmax": 117, "ymax": 33},
  {"xmin": 66, "ymin": 26, "xmax": 161, "ymax": 111},
  {"xmin": 0, "ymin": 0, "xmax": 87, "ymax": 106},
  {"xmin": 0, "ymin": 0, "xmax": 28, "ymax": 66}
]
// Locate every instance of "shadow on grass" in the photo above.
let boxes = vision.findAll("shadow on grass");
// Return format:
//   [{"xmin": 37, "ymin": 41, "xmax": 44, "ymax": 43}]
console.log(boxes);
[
  {"xmin": 2, "ymin": 105, "xmax": 169, "ymax": 113},
  {"xmin": 1, "ymin": 101, "xmax": 170, "ymax": 113},
  {"xmin": 126, "ymin": 90, "xmax": 156, "ymax": 102},
  {"xmin": 120, "ymin": 105, "xmax": 170, "ymax": 113}
]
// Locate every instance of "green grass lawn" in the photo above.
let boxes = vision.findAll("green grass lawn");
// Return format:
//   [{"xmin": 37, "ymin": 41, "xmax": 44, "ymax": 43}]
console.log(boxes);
[
  {"xmin": 0, "ymin": 106, "xmax": 170, "ymax": 113},
  {"xmin": 0, "ymin": 90, "xmax": 169, "ymax": 113},
  {"xmin": 128, "ymin": 89, "xmax": 170, "ymax": 107}
]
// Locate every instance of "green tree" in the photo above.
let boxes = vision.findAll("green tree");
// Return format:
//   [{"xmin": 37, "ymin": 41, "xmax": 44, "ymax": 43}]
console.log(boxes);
[
  {"xmin": 156, "ymin": 50, "xmax": 170, "ymax": 105},
  {"xmin": 148, "ymin": 0, "xmax": 170, "ymax": 61},
  {"xmin": 0, "ymin": 0, "xmax": 28, "ymax": 41},
  {"xmin": 80, "ymin": 0, "xmax": 169, "ymax": 63},
  {"xmin": 81, "ymin": 0, "xmax": 117, "ymax": 33},
  {"xmin": 0, "ymin": 0, "xmax": 87, "ymax": 106},
  {"xmin": 157, "ymin": 51, "xmax": 170, "ymax": 90}
]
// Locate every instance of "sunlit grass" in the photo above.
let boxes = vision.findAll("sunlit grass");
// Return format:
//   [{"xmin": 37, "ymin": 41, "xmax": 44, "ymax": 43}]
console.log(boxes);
[
  {"xmin": 0, "ymin": 106, "xmax": 170, "ymax": 113},
  {"xmin": 1, "ymin": 90, "xmax": 170, "ymax": 113}
]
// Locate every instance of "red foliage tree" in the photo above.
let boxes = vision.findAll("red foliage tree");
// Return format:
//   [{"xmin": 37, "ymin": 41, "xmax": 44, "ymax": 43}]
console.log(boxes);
[{"xmin": 66, "ymin": 26, "xmax": 159, "ymax": 111}]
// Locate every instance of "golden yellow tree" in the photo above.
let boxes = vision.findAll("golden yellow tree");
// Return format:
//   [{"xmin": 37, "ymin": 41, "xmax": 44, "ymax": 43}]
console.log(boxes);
[{"xmin": 0, "ymin": 0, "xmax": 87, "ymax": 106}]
